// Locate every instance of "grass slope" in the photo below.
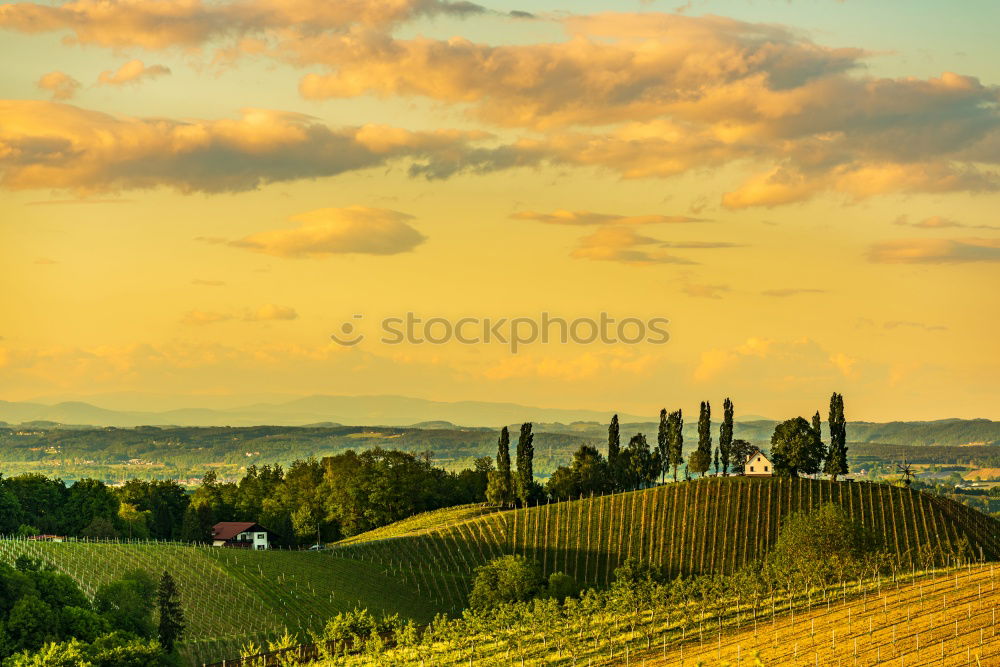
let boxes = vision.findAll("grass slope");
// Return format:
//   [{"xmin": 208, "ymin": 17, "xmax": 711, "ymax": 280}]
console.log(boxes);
[
  {"xmin": 0, "ymin": 540, "xmax": 446, "ymax": 665},
  {"xmin": 334, "ymin": 478, "xmax": 1000, "ymax": 609}
]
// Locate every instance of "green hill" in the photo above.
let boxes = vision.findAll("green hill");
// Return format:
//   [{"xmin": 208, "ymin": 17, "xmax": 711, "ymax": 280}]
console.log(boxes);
[
  {"xmin": 0, "ymin": 540, "xmax": 450, "ymax": 665},
  {"xmin": 334, "ymin": 477, "xmax": 1000, "ymax": 608}
]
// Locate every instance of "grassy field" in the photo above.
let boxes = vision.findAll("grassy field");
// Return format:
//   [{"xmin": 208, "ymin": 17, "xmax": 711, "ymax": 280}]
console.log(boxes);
[
  {"xmin": 0, "ymin": 539, "xmax": 446, "ymax": 665},
  {"xmin": 334, "ymin": 477, "xmax": 1000, "ymax": 608}
]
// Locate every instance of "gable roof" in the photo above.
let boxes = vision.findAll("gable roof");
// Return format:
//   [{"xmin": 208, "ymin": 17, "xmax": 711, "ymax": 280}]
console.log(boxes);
[
  {"xmin": 212, "ymin": 521, "xmax": 264, "ymax": 541},
  {"xmin": 745, "ymin": 451, "xmax": 772, "ymax": 465}
]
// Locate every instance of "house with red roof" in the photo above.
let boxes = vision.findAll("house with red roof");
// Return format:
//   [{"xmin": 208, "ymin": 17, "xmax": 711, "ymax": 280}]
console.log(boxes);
[{"xmin": 211, "ymin": 522, "xmax": 274, "ymax": 549}]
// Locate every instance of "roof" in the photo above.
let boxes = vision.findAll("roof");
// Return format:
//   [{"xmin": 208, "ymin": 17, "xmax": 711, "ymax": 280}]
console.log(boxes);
[
  {"xmin": 745, "ymin": 451, "xmax": 771, "ymax": 464},
  {"xmin": 212, "ymin": 521, "xmax": 267, "ymax": 541}
]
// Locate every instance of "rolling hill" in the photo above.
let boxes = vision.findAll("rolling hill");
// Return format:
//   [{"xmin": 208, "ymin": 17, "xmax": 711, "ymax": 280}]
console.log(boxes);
[{"xmin": 334, "ymin": 477, "xmax": 1000, "ymax": 610}]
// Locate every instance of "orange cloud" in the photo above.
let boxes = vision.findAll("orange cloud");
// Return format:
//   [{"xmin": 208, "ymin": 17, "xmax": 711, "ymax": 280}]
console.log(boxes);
[
  {"xmin": 231, "ymin": 206, "xmax": 426, "ymax": 258},
  {"xmin": 867, "ymin": 238, "xmax": 1000, "ymax": 264},
  {"xmin": 511, "ymin": 209, "xmax": 706, "ymax": 225},
  {"xmin": 570, "ymin": 226, "xmax": 697, "ymax": 265},
  {"xmin": 181, "ymin": 304, "xmax": 298, "ymax": 325},
  {"xmin": 0, "ymin": 0, "xmax": 484, "ymax": 49},
  {"xmin": 0, "ymin": 101, "xmax": 493, "ymax": 193},
  {"xmin": 98, "ymin": 59, "xmax": 171, "ymax": 86},
  {"xmin": 36, "ymin": 71, "xmax": 80, "ymax": 100}
]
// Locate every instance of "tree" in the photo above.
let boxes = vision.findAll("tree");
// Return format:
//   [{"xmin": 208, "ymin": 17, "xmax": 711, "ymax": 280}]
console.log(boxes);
[
  {"xmin": 688, "ymin": 401, "xmax": 712, "ymax": 477},
  {"xmin": 157, "ymin": 571, "xmax": 185, "ymax": 653},
  {"xmin": 713, "ymin": 447, "xmax": 719, "ymax": 475},
  {"xmin": 729, "ymin": 439, "xmax": 756, "ymax": 474},
  {"xmin": 546, "ymin": 445, "xmax": 610, "ymax": 499},
  {"xmin": 824, "ymin": 392, "xmax": 849, "ymax": 481},
  {"xmin": 667, "ymin": 410, "xmax": 684, "ymax": 481},
  {"xmin": 656, "ymin": 409, "xmax": 669, "ymax": 483},
  {"xmin": 93, "ymin": 570, "xmax": 156, "ymax": 638},
  {"xmin": 608, "ymin": 415, "xmax": 620, "ymax": 465},
  {"xmin": 180, "ymin": 502, "xmax": 214, "ymax": 543},
  {"xmin": 622, "ymin": 434, "xmax": 658, "ymax": 490},
  {"xmin": 468, "ymin": 556, "xmax": 545, "ymax": 611},
  {"xmin": 486, "ymin": 427, "xmax": 514, "ymax": 506},
  {"xmin": 514, "ymin": 423, "xmax": 535, "ymax": 505},
  {"xmin": 765, "ymin": 503, "xmax": 876, "ymax": 586},
  {"xmin": 719, "ymin": 398, "xmax": 734, "ymax": 474},
  {"xmin": 770, "ymin": 417, "xmax": 825, "ymax": 477}
]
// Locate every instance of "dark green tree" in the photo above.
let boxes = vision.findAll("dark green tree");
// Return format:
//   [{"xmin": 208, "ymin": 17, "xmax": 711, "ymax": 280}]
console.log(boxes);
[
  {"xmin": 608, "ymin": 414, "xmax": 620, "ymax": 465},
  {"xmin": 713, "ymin": 447, "xmax": 719, "ymax": 475},
  {"xmin": 94, "ymin": 569, "xmax": 156, "ymax": 638},
  {"xmin": 468, "ymin": 555, "xmax": 545, "ymax": 611},
  {"xmin": 719, "ymin": 397, "xmax": 734, "ymax": 474},
  {"xmin": 688, "ymin": 401, "xmax": 712, "ymax": 477},
  {"xmin": 485, "ymin": 427, "xmax": 514, "ymax": 506},
  {"xmin": 157, "ymin": 571, "xmax": 185, "ymax": 653},
  {"xmin": 622, "ymin": 434, "xmax": 658, "ymax": 489},
  {"xmin": 770, "ymin": 417, "xmax": 825, "ymax": 477},
  {"xmin": 656, "ymin": 409, "xmax": 669, "ymax": 483},
  {"xmin": 729, "ymin": 439, "xmax": 756, "ymax": 474},
  {"xmin": 667, "ymin": 410, "xmax": 684, "ymax": 481},
  {"xmin": 824, "ymin": 392, "xmax": 849, "ymax": 481},
  {"xmin": 514, "ymin": 422, "xmax": 535, "ymax": 505},
  {"xmin": 545, "ymin": 445, "xmax": 610, "ymax": 499}
]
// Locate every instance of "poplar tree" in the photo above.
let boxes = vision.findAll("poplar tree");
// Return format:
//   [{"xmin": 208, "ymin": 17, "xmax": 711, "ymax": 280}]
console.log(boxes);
[
  {"xmin": 608, "ymin": 414, "xmax": 622, "ymax": 491},
  {"xmin": 824, "ymin": 392, "xmax": 849, "ymax": 481},
  {"xmin": 719, "ymin": 397, "xmax": 734, "ymax": 474},
  {"xmin": 667, "ymin": 409, "xmax": 684, "ymax": 481},
  {"xmin": 688, "ymin": 401, "xmax": 712, "ymax": 476},
  {"xmin": 515, "ymin": 422, "xmax": 535, "ymax": 505},
  {"xmin": 486, "ymin": 426, "xmax": 514, "ymax": 505},
  {"xmin": 656, "ymin": 409, "xmax": 669, "ymax": 483}
]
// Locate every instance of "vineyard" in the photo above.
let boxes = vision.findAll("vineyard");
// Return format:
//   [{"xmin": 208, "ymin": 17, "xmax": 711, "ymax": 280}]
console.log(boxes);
[
  {"xmin": 334, "ymin": 478, "xmax": 1000, "ymax": 611},
  {"xmin": 317, "ymin": 563, "xmax": 1000, "ymax": 666},
  {"xmin": 0, "ymin": 539, "xmax": 443, "ymax": 665}
]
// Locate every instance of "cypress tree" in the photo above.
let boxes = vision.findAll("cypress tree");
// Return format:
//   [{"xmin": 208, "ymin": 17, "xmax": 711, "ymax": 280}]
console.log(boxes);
[
  {"xmin": 486, "ymin": 426, "xmax": 513, "ymax": 505},
  {"xmin": 157, "ymin": 571, "xmax": 185, "ymax": 653},
  {"xmin": 667, "ymin": 409, "xmax": 684, "ymax": 481},
  {"xmin": 656, "ymin": 409, "xmax": 669, "ymax": 483},
  {"xmin": 515, "ymin": 422, "xmax": 534, "ymax": 505},
  {"xmin": 824, "ymin": 392, "xmax": 849, "ymax": 481},
  {"xmin": 719, "ymin": 397, "xmax": 734, "ymax": 474},
  {"xmin": 688, "ymin": 401, "xmax": 712, "ymax": 476},
  {"xmin": 608, "ymin": 415, "xmax": 620, "ymax": 465},
  {"xmin": 713, "ymin": 447, "xmax": 719, "ymax": 475}
]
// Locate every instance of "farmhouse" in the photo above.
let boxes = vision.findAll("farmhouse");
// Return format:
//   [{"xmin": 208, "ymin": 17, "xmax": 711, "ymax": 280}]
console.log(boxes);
[
  {"xmin": 211, "ymin": 522, "xmax": 274, "ymax": 550},
  {"xmin": 744, "ymin": 451, "xmax": 773, "ymax": 477}
]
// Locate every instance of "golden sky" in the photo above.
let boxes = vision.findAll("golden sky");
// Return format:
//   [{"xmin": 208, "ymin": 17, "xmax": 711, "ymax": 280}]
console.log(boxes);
[{"xmin": 1, "ymin": 0, "xmax": 998, "ymax": 421}]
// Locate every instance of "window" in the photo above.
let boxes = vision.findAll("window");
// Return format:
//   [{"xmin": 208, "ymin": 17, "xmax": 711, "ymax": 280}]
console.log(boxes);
[
  {"xmin": 764, "ymin": 466, "xmax": 769, "ymax": 471},
  {"xmin": 750, "ymin": 466, "xmax": 754, "ymax": 472}
]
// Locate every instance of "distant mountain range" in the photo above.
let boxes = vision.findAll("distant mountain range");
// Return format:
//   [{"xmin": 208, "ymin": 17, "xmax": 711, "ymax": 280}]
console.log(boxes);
[
  {"xmin": 0, "ymin": 395, "xmax": 651, "ymax": 428},
  {"xmin": 0, "ymin": 395, "xmax": 996, "ymax": 447}
]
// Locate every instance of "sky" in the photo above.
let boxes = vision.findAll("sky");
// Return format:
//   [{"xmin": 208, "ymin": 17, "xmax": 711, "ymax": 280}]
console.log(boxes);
[{"xmin": 1, "ymin": 0, "xmax": 998, "ymax": 422}]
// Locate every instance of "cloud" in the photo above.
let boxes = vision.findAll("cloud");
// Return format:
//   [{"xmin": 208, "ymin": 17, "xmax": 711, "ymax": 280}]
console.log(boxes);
[
  {"xmin": 884, "ymin": 320, "xmax": 947, "ymax": 332},
  {"xmin": 181, "ymin": 310, "xmax": 233, "ymax": 325},
  {"xmin": 681, "ymin": 282, "xmax": 730, "ymax": 299},
  {"xmin": 192, "ymin": 279, "xmax": 226, "ymax": 287},
  {"xmin": 658, "ymin": 241, "xmax": 742, "ymax": 249},
  {"xmin": 760, "ymin": 288, "xmax": 827, "ymax": 297},
  {"xmin": 245, "ymin": 304, "xmax": 297, "ymax": 321},
  {"xmin": 828, "ymin": 352, "xmax": 858, "ymax": 378},
  {"xmin": 867, "ymin": 238, "xmax": 1000, "ymax": 264},
  {"xmin": 34, "ymin": 257, "xmax": 58, "ymax": 265},
  {"xmin": 511, "ymin": 209, "xmax": 706, "ymax": 225},
  {"xmin": 0, "ymin": 101, "xmax": 493, "ymax": 193},
  {"xmin": 181, "ymin": 304, "xmax": 298, "ymax": 325},
  {"xmin": 693, "ymin": 337, "xmax": 774, "ymax": 382},
  {"xmin": 0, "ymin": 0, "xmax": 485, "ymax": 49},
  {"xmin": 569, "ymin": 226, "xmax": 697, "ymax": 265},
  {"xmin": 893, "ymin": 215, "xmax": 1000, "ymax": 231},
  {"xmin": 98, "ymin": 60, "xmax": 171, "ymax": 86},
  {"xmin": 230, "ymin": 206, "xmax": 425, "ymax": 258},
  {"xmin": 36, "ymin": 71, "xmax": 80, "ymax": 100}
]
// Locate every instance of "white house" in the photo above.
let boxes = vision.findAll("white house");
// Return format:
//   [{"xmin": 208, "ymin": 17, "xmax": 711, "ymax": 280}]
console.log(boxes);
[
  {"xmin": 744, "ymin": 452, "xmax": 773, "ymax": 477},
  {"xmin": 211, "ymin": 522, "xmax": 273, "ymax": 549}
]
